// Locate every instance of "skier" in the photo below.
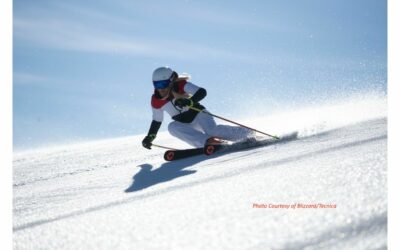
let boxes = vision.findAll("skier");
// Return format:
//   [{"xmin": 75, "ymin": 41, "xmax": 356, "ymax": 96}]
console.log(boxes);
[{"xmin": 141, "ymin": 66, "xmax": 255, "ymax": 150}]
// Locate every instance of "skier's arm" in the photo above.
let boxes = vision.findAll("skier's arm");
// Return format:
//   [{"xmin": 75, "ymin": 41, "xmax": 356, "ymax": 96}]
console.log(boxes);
[
  {"xmin": 142, "ymin": 105, "xmax": 163, "ymax": 149},
  {"xmin": 182, "ymin": 82, "xmax": 207, "ymax": 103},
  {"xmin": 142, "ymin": 120, "xmax": 162, "ymax": 149},
  {"xmin": 174, "ymin": 83, "xmax": 207, "ymax": 108},
  {"xmin": 190, "ymin": 87, "xmax": 207, "ymax": 103},
  {"xmin": 147, "ymin": 120, "xmax": 162, "ymax": 137}
]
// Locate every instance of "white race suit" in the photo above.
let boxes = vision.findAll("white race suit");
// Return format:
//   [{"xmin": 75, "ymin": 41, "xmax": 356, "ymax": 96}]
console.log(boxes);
[{"xmin": 150, "ymin": 80, "xmax": 253, "ymax": 148}]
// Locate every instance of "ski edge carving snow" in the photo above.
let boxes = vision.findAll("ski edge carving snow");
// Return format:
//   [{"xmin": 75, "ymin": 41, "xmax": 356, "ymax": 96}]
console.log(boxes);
[{"xmin": 163, "ymin": 131, "xmax": 298, "ymax": 161}]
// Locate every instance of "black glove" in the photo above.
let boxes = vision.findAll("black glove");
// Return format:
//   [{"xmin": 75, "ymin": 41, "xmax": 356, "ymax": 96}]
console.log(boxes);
[
  {"xmin": 142, "ymin": 134, "xmax": 156, "ymax": 149},
  {"xmin": 174, "ymin": 98, "xmax": 193, "ymax": 108}
]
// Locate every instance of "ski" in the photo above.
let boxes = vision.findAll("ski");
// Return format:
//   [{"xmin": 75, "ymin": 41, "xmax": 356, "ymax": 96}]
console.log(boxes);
[
  {"xmin": 163, "ymin": 132, "xmax": 298, "ymax": 161},
  {"xmin": 164, "ymin": 147, "xmax": 204, "ymax": 161},
  {"xmin": 203, "ymin": 144, "xmax": 222, "ymax": 155},
  {"xmin": 163, "ymin": 144, "xmax": 223, "ymax": 161}
]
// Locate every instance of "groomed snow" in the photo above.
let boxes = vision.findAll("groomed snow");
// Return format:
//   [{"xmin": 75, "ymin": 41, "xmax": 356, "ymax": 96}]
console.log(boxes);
[{"xmin": 13, "ymin": 94, "xmax": 387, "ymax": 249}]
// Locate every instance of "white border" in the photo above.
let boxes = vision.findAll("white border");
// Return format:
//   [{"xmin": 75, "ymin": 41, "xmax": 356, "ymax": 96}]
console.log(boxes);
[
  {"xmin": 0, "ymin": 0, "xmax": 12, "ymax": 249},
  {"xmin": 3, "ymin": 1, "xmax": 394, "ymax": 249},
  {"xmin": 388, "ymin": 0, "xmax": 400, "ymax": 249}
]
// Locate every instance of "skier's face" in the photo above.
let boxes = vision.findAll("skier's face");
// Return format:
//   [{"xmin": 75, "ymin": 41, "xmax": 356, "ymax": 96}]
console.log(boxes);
[{"xmin": 157, "ymin": 86, "xmax": 170, "ymax": 98}]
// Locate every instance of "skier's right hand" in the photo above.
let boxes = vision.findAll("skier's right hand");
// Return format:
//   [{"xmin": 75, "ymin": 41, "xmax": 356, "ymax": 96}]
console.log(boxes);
[
  {"xmin": 142, "ymin": 134, "xmax": 156, "ymax": 149},
  {"xmin": 174, "ymin": 98, "xmax": 193, "ymax": 108}
]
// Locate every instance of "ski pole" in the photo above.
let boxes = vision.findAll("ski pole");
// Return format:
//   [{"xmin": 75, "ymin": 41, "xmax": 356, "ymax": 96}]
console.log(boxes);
[
  {"xmin": 151, "ymin": 143, "xmax": 179, "ymax": 151},
  {"xmin": 188, "ymin": 106, "xmax": 280, "ymax": 140}
]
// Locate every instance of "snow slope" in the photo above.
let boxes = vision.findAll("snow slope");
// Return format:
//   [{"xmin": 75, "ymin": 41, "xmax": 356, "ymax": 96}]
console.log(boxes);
[{"xmin": 13, "ymin": 94, "xmax": 387, "ymax": 250}]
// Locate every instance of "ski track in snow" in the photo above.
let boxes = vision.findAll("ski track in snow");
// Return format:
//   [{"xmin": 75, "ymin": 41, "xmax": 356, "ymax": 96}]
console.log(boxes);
[{"xmin": 13, "ymin": 97, "xmax": 387, "ymax": 250}]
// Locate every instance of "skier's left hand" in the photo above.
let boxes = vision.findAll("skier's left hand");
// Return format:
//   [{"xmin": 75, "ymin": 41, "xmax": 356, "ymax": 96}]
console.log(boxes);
[
  {"xmin": 142, "ymin": 134, "xmax": 155, "ymax": 149},
  {"xmin": 174, "ymin": 98, "xmax": 193, "ymax": 108}
]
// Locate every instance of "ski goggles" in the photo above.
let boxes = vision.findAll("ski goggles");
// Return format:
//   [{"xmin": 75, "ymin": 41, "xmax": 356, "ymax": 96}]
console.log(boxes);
[{"xmin": 153, "ymin": 79, "xmax": 171, "ymax": 89}]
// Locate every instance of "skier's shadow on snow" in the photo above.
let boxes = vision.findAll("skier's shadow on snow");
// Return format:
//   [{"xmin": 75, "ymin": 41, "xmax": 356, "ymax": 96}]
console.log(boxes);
[{"xmin": 125, "ymin": 156, "xmax": 207, "ymax": 192}]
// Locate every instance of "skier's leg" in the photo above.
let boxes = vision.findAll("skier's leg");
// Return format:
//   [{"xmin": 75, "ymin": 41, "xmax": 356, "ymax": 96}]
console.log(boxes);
[
  {"xmin": 213, "ymin": 124, "xmax": 255, "ymax": 141},
  {"xmin": 196, "ymin": 111, "xmax": 255, "ymax": 142},
  {"xmin": 168, "ymin": 121, "xmax": 209, "ymax": 148}
]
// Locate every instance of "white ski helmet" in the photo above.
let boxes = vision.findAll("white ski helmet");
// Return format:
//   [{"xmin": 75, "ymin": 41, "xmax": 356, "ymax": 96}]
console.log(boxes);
[
  {"xmin": 152, "ymin": 67, "xmax": 173, "ymax": 81},
  {"xmin": 152, "ymin": 66, "xmax": 178, "ymax": 89}
]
